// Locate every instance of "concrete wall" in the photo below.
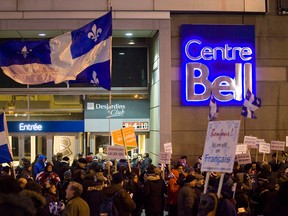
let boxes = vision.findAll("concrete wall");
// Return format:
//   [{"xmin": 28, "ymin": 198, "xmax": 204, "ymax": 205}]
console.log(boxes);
[{"xmin": 171, "ymin": 0, "xmax": 288, "ymax": 165}]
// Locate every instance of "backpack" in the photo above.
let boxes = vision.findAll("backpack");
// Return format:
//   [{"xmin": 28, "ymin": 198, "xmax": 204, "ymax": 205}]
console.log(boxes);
[
  {"xmin": 198, "ymin": 193, "xmax": 218, "ymax": 216},
  {"xmin": 99, "ymin": 190, "xmax": 121, "ymax": 216}
]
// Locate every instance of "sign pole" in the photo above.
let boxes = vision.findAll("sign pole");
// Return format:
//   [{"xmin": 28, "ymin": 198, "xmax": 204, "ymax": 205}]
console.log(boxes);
[
  {"xmin": 217, "ymin": 173, "xmax": 225, "ymax": 198},
  {"xmin": 121, "ymin": 128, "xmax": 132, "ymax": 173},
  {"xmin": 203, "ymin": 172, "xmax": 211, "ymax": 194}
]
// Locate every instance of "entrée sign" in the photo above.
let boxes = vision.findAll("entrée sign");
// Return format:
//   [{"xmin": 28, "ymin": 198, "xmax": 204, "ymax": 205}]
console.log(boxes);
[{"xmin": 181, "ymin": 25, "xmax": 256, "ymax": 106}]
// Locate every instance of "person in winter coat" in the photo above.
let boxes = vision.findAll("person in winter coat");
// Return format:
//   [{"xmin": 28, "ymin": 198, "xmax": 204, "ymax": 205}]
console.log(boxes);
[
  {"xmin": 178, "ymin": 175, "xmax": 197, "ymax": 216},
  {"xmin": 103, "ymin": 172, "xmax": 136, "ymax": 216},
  {"xmin": 167, "ymin": 169, "xmax": 181, "ymax": 216},
  {"xmin": 143, "ymin": 165, "xmax": 167, "ymax": 216},
  {"xmin": 62, "ymin": 181, "xmax": 90, "ymax": 216},
  {"xmin": 33, "ymin": 155, "xmax": 46, "ymax": 179}
]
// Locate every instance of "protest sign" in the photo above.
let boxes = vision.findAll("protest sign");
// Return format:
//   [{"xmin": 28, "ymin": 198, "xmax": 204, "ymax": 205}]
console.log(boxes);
[
  {"xmin": 259, "ymin": 142, "xmax": 271, "ymax": 154},
  {"xmin": 111, "ymin": 126, "xmax": 137, "ymax": 148},
  {"xmin": 271, "ymin": 140, "xmax": 285, "ymax": 151},
  {"xmin": 164, "ymin": 142, "xmax": 172, "ymax": 153},
  {"xmin": 201, "ymin": 120, "xmax": 240, "ymax": 173},
  {"xmin": 235, "ymin": 144, "xmax": 248, "ymax": 155},
  {"xmin": 107, "ymin": 145, "xmax": 126, "ymax": 160},
  {"xmin": 158, "ymin": 152, "xmax": 171, "ymax": 164},
  {"xmin": 235, "ymin": 153, "xmax": 252, "ymax": 165},
  {"xmin": 244, "ymin": 136, "xmax": 257, "ymax": 149}
]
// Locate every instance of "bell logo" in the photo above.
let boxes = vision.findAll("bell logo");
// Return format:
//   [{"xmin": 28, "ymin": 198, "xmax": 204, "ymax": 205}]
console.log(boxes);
[
  {"xmin": 186, "ymin": 62, "xmax": 252, "ymax": 102},
  {"xmin": 181, "ymin": 24, "xmax": 255, "ymax": 106}
]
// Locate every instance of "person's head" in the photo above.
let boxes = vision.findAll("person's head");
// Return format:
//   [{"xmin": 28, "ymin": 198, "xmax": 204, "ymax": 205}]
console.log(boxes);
[
  {"xmin": 144, "ymin": 153, "xmax": 149, "ymax": 158},
  {"xmin": 0, "ymin": 176, "xmax": 21, "ymax": 194},
  {"xmin": 98, "ymin": 147, "xmax": 104, "ymax": 154},
  {"xmin": 24, "ymin": 181, "xmax": 42, "ymax": 194},
  {"xmin": 194, "ymin": 174, "xmax": 205, "ymax": 187},
  {"xmin": 18, "ymin": 178, "xmax": 28, "ymax": 189},
  {"xmin": 23, "ymin": 160, "xmax": 32, "ymax": 171},
  {"xmin": 56, "ymin": 152, "xmax": 63, "ymax": 161},
  {"xmin": 138, "ymin": 154, "xmax": 142, "ymax": 160},
  {"xmin": 38, "ymin": 155, "xmax": 46, "ymax": 163},
  {"xmin": 184, "ymin": 175, "xmax": 197, "ymax": 187},
  {"xmin": 176, "ymin": 164, "xmax": 184, "ymax": 174},
  {"xmin": 112, "ymin": 172, "xmax": 124, "ymax": 185},
  {"xmin": 45, "ymin": 162, "xmax": 54, "ymax": 173},
  {"xmin": 0, "ymin": 193, "xmax": 36, "ymax": 216},
  {"xmin": 65, "ymin": 181, "xmax": 83, "ymax": 200},
  {"xmin": 78, "ymin": 158, "xmax": 87, "ymax": 168}
]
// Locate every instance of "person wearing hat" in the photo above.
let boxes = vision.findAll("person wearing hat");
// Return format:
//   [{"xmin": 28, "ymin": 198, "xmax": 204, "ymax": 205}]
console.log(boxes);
[
  {"xmin": 36, "ymin": 162, "xmax": 61, "ymax": 189},
  {"xmin": 102, "ymin": 172, "xmax": 136, "ymax": 216},
  {"xmin": 58, "ymin": 156, "xmax": 71, "ymax": 181},
  {"xmin": 72, "ymin": 157, "xmax": 87, "ymax": 179},
  {"xmin": 19, "ymin": 160, "xmax": 34, "ymax": 181},
  {"xmin": 178, "ymin": 174, "xmax": 198, "ymax": 216},
  {"xmin": 143, "ymin": 165, "xmax": 167, "ymax": 216}
]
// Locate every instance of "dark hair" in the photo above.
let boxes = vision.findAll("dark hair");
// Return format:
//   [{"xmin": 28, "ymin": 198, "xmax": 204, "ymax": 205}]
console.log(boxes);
[
  {"xmin": 0, "ymin": 193, "xmax": 36, "ymax": 216},
  {"xmin": 0, "ymin": 176, "xmax": 21, "ymax": 194}
]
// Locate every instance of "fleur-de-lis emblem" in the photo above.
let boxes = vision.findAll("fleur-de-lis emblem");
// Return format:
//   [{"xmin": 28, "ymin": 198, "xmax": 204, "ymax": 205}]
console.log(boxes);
[
  {"xmin": 87, "ymin": 24, "xmax": 102, "ymax": 42},
  {"xmin": 90, "ymin": 71, "xmax": 100, "ymax": 85},
  {"xmin": 20, "ymin": 46, "xmax": 32, "ymax": 58}
]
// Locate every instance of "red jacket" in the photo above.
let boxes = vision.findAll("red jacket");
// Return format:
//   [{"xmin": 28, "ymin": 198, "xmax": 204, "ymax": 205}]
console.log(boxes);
[{"xmin": 167, "ymin": 169, "xmax": 181, "ymax": 205}]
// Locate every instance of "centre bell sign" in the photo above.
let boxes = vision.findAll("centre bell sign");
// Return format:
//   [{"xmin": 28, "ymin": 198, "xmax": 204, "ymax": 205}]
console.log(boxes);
[{"xmin": 181, "ymin": 25, "xmax": 255, "ymax": 106}]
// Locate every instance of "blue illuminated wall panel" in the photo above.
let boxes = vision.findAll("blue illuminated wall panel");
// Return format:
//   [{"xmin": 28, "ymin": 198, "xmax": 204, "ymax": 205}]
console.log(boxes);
[{"xmin": 181, "ymin": 25, "xmax": 255, "ymax": 106}]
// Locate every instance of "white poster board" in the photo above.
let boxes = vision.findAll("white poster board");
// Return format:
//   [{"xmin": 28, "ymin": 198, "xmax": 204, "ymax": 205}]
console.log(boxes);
[
  {"xmin": 201, "ymin": 120, "xmax": 241, "ymax": 173},
  {"xmin": 107, "ymin": 145, "xmax": 126, "ymax": 160},
  {"xmin": 158, "ymin": 152, "xmax": 171, "ymax": 164},
  {"xmin": 244, "ymin": 136, "xmax": 257, "ymax": 149},
  {"xmin": 235, "ymin": 153, "xmax": 252, "ymax": 165},
  {"xmin": 235, "ymin": 144, "xmax": 248, "ymax": 155},
  {"xmin": 164, "ymin": 142, "xmax": 173, "ymax": 153},
  {"xmin": 259, "ymin": 142, "xmax": 271, "ymax": 154},
  {"xmin": 271, "ymin": 141, "xmax": 285, "ymax": 151}
]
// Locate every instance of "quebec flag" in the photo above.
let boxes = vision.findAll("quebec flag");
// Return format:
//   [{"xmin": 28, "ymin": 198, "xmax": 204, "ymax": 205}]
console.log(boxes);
[
  {"xmin": 0, "ymin": 113, "xmax": 13, "ymax": 163},
  {"xmin": 241, "ymin": 106, "xmax": 257, "ymax": 119},
  {"xmin": 208, "ymin": 93, "xmax": 218, "ymax": 121},
  {"xmin": 0, "ymin": 11, "xmax": 112, "ymax": 90},
  {"xmin": 243, "ymin": 89, "xmax": 261, "ymax": 111},
  {"xmin": 241, "ymin": 89, "xmax": 261, "ymax": 119}
]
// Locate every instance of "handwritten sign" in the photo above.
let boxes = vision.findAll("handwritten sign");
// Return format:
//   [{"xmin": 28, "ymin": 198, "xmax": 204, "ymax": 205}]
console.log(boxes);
[
  {"xmin": 201, "ymin": 120, "xmax": 240, "ymax": 173},
  {"xmin": 107, "ymin": 145, "xmax": 126, "ymax": 159},
  {"xmin": 158, "ymin": 152, "xmax": 171, "ymax": 164},
  {"xmin": 235, "ymin": 153, "xmax": 252, "ymax": 165},
  {"xmin": 164, "ymin": 142, "xmax": 172, "ymax": 153},
  {"xmin": 244, "ymin": 136, "xmax": 257, "ymax": 149},
  {"xmin": 259, "ymin": 142, "xmax": 271, "ymax": 154},
  {"xmin": 112, "ymin": 126, "xmax": 137, "ymax": 148},
  {"xmin": 235, "ymin": 144, "xmax": 248, "ymax": 155},
  {"xmin": 271, "ymin": 140, "xmax": 285, "ymax": 151}
]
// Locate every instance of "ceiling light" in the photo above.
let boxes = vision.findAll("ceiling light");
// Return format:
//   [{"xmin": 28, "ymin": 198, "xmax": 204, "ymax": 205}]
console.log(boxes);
[
  {"xmin": 128, "ymin": 41, "xmax": 135, "ymax": 45},
  {"xmin": 119, "ymin": 52, "xmax": 125, "ymax": 55},
  {"xmin": 38, "ymin": 33, "xmax": 46, "ymax": 37},
  {"xmin": 125, "ymin": 32, "xmax": 133, "ymax": 36}
]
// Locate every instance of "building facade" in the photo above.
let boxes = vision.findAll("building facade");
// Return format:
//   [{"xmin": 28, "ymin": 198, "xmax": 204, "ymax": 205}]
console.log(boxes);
[{"xmin": 2, "ymin": 0, "xmax": 288, "ymax": 165}]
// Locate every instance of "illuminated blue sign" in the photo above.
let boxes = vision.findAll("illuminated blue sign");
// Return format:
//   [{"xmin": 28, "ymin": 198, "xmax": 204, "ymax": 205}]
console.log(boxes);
[
  {"xmin": 181, "ymin": 25, "xmax": 255, "ymax": 106},
  {"xmin": 8, "ymin": 121, "xmax": 84, "ymax": 133}
]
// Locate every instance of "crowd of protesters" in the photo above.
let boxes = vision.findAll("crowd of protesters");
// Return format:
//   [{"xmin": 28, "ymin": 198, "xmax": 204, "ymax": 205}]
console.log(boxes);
[{"xmin": 1, "ymin": 150, "xmax": 288, "ymax": 216}]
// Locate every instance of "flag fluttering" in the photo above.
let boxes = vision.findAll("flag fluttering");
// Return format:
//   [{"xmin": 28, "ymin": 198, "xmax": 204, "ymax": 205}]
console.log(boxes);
[
  {"xmin": 241, "ymin": 89, "xmax": 261, "ymax": 119},
  {"xmin": 208, "ymin": 93, "xmax": 219, "ymax": 121},
  {"xmin": 0, "ymin": 11, "xmax": 112, "ymax": 90},
  {"xmin": 0, "ymin": 113, "xmax": 13, "ymax": 163}
]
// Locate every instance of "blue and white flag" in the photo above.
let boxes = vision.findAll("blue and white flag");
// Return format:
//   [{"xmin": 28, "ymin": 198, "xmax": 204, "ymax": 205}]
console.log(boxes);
[
  {"xmin": 208, "ymin": 93, "xmax": 218, "ymax": 121},
  {"xmin": 0, "ymin": 11, "xmax": 112, "ymax": 90},
  {"xmin": 241, "ymin": 106, "xmax": 257, "ymax": 119},
  {"xmin": 0, "ymin": 113, "xmax": 13, "ymax": 163},
  {"xmin": 243, "ymin": 89, "xmax": 261, "ymax": 112}
]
